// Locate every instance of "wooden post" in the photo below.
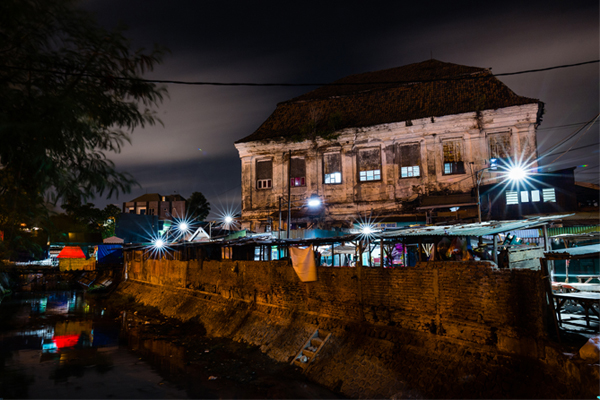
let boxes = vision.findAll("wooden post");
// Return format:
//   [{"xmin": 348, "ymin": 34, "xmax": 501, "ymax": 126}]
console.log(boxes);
[
  {"xmin": 540, "ymin": 258, "xmax": 561, "ymax": 343},
  {"xmin": 331, "ymin": 243, "xmax": 335, "ymax": 267},
  {"xmin": 542, "ymin": 224, "xmax": 554, "ymax": 278},
  {"xmin": 492, "ymin": 235, "xmax": 498, "ymax": 265}
]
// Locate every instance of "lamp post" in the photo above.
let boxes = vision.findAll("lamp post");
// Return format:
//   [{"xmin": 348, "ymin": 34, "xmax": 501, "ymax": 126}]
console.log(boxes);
[{"xmin": 278, "ymin": 194, "xmax": 322, "ymax": 239}]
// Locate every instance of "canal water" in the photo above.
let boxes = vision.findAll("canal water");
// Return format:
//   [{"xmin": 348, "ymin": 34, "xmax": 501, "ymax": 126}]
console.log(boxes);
[{"xmin": 0, "ymin": 291, "xmax": 340, "ymax": 399}]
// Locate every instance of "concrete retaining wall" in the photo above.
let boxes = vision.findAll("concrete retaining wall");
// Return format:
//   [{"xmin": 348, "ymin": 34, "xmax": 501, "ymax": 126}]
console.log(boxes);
[{"xmin": 119, "ymin": 254, "xmax": 597, "ymax": 398}]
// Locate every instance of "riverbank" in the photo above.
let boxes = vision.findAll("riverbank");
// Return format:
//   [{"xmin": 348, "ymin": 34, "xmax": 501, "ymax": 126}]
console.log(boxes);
[
  {"xmin": 109, "ymin": 295, "xmax": 342, "ymax": 399},
  {"xmin": 116, "ymin": 278, "xmax": 598, "ymax": 399}
]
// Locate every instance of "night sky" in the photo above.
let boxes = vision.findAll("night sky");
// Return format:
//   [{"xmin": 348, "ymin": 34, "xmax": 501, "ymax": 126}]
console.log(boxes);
[{"xmin": 83, "ymin": 0, "xmax": 599, "ymax": 218}]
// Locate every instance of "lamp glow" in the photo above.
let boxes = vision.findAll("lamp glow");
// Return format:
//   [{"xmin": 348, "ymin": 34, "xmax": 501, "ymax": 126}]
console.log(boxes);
[
  {"xmin": 361, "ymin": 226, "xmax": 374, "ymax": 235},
  {"xmin": 507, "ymin": 165, "xmax": 527, "ymax": 181},
  {"xmin": 154, "ymin": 238, "xmax": 165, "ymax": 248},
  {"xmin": 308, "ymin": 197, "xmax": 321, "ymax": 207},
  {"xmin": 178, "ymin": 222, "xmax": 189, "ymax": 232},
  {"xmin": 224, "ymin": 215, "xmax": 233, "ymax": 224}
]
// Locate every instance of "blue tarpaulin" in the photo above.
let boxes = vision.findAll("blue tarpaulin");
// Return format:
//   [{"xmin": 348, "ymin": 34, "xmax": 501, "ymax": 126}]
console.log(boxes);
[{"xmin": 96, "ymin": 244, "xmax": 123, "ymax": 264}]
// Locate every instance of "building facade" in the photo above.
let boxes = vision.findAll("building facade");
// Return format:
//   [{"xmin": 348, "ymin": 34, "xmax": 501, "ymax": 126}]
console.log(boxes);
[
  {"xmin": 122, "ymin": 193, "xmax": 186, "ymax": 220},
  {"xmin": 234, "ymin": 60, "xmax": 543, "ymax": 232}
]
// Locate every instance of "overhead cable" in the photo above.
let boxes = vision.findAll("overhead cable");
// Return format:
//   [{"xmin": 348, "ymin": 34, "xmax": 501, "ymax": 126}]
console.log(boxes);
[{"xmin": 0, "ymin": 60, "xmax": 598, "ymax": 87}]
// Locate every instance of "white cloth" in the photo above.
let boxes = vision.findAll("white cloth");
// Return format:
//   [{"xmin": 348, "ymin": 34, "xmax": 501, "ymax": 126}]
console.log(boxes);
[{"xmin": 289, "ymin": 247, "xmax": 317, "ymax": 282}]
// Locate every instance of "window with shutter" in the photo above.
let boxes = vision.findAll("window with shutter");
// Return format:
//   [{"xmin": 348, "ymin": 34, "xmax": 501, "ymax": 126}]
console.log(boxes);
[
  {"xmin": 256, "ymin": 160, "xmax": 273, "ymax": 190},
  {"xmin": 443, "ymin": 140, "xmax": 465, "ymax": 175},
  {"xmin": 290, "ymin": 158, "xmax": 306, "ymax": 187},
  {"xmin": 488, "ymin": 132, "xmax": 511, "ymax": 160},
  {"xmin": 399, "ymin": 144, "xmax": 421, "ymax": 178},
  {"xmin": 323, "ymin": 153, "xmax": 342, "ymax": 184},
  {"xmin": 358, "ymin": 148, "xmax": 381, "ymax": 182}
]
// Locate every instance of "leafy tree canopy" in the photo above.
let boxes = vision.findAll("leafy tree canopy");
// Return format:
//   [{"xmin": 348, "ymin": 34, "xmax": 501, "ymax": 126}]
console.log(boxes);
[
  {"xmin": 187, "ymin": 192, "xmax": 211, "ymax": 221},
  {"xmin": 0, "ymin": 0, "xmax": 167, "ymax": 259}
]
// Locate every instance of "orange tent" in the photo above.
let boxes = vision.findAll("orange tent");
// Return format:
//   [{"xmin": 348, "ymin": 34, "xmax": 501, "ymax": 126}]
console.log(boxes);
[{"xmin": 57, "ymin": 246, "xmax": 86, "ymax": 259}]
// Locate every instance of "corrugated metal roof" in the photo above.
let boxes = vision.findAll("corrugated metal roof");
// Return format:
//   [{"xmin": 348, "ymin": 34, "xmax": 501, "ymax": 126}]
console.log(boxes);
[
  {"xmin": 379, "ymin": 214, "xmax": 573, "ymax": 238},
  {"xmin": 547, "ymin": 226, "xmax": 600, "ymax": 236},
  {"xmin": 545, "ymin": 243, "xmax": 600, "ymax": 257}
]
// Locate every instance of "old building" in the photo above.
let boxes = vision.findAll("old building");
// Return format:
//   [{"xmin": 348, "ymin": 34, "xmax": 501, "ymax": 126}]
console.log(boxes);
[
  {"xmin": 122, "ymin": 193, "xmax": 186, "ymax": 220},
  {"xmin": 234, "ymin": 60, "xmax": 543, "ymax": 232}
]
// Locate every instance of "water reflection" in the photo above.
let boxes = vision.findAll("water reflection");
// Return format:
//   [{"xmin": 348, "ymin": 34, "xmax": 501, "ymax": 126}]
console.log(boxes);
[
  {"xmin": 1, "ymin": 291, "xmax": 338, "ymax": 399},
  {"xmin": 0, "ymin": 291, "xmax": 139, "ymax": 398},
  {"xmin": 1, "ymin": 291, "xmax": 118, "ymax": 361}
]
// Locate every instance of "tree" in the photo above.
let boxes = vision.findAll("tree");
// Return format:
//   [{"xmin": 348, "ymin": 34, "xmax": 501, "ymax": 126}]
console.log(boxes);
[
  {"xmin": 101, "ymin": 204, "xmax": 122, "ymax": 239},
  {"xmin": 187, "ymin": 192, "xmax": 211, "ymax": 221},
  {"xmin": 0, "ymin": 0, "xmax": 167, "ymax": 259}
]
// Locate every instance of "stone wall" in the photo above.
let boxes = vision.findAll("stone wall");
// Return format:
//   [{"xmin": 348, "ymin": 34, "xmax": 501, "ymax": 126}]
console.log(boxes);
[
  {"xmin": 120, "ymin": 255, "xmax": 597, "ymax": 398},
  {"xmin": 127, "ymin": 256, "xmax": 547, "ymax": 355}
]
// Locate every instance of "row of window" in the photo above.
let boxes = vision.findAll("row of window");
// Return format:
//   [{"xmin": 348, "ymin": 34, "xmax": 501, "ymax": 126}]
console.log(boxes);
[
  {"xmin": 255, "ymin": 135, "xmax": 512, "ymax": 190},
  {"xmin": 505, "ymin": 188, "xmax": 556, "ymax": 205}
]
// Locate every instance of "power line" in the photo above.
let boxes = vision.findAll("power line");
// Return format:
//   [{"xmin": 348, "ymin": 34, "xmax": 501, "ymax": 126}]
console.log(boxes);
[
  {"xmin": 537, "ymin": 120, "xmax": 599, "ymax": 131},
  {"xmin": 0, "ymin": 60, "xmax": 598, "ymax": 87},
  {"xmin": 548, "ymin": 115, "xmax": 600, "ymax": 164},
  {"xmin": 542, "ymin": 142, "xmax": 600, "ymax": 157},
  {"xmin": 537, "ymin": 114, "xmax": 599, "ymax": 158}
]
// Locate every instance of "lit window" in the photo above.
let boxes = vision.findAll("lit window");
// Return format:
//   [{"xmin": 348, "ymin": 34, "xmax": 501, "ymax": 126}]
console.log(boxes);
[
  {"xmin": 520, "ymin": 191, "xmax": 529, "ymax": 203},
  {"xmin": 323, "ymin": 153, "xmax": 342, "ymax": 185},
  {"xmin": 401, "ymin": 166, "xmax": 420, "ymax": 178},
  {"xmin": 290, "ymin": 158, "xmax": 306, "ymax": 187},
  {"xmin": 325, "ymin": 172, "xmax": 341, "ymax": 184},
  {"xmin": 290, "ymin": 177, "xmax": 305, "ymax": 187},
  {"xmin": 399, "ymin": 144, "xmax": 421, "ymax": 178},
  {"xmin": 531, "ymin": 190, "xmax": 540, "ymax": 202},
  {"xmin": 442, "ymin": 140, "xmax": 465, "ymax": 175},
  {"xmin": 506, "ymin": 191, "xmax": 519, "ymax": 205},
  {"xmin": 360, "ymin": 170, "xmax": 381, "ymax": 181},
  {"xmin": 542, "ymin": 188, "xmax": 556, "ymax": 202},
  {"xmin": 358, "ymin": 148, "xmax": 381, "ymax": 182}
]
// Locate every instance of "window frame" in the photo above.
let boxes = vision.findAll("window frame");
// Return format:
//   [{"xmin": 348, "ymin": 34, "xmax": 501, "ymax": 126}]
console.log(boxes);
[
  {"xmin": 255, "ymin": 159, "xmax": 273, "ymax": 190},
  {"xmin": 357, "ymin": 147, "xmax": 382, "ymax": 183},
  {"xmin": 256, "ymin": 179, "xmax": 272, "ymax": 190},
  {"xmin": 323, "ymin": 152, "xmax": 343, "ymax": 185},
  {"xmin": 290, "ymin": 157, "xmax": 306, "ymax": 188},
  {"xmin": 442, "ymin": 140, "xmax": 465, "ymax": 176},
  {"xmin": 398, "ymin": 143, "xmax": 421, "ymax": 179},
  {"xmin": 487, "ymin": 131, "xmax": 512, "ymax": 161}
]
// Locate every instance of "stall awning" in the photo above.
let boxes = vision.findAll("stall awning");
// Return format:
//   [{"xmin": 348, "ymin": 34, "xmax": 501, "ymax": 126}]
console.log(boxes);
[
  {"xmin": 379, "ymin": 214, "xmax": 574, "ymax": 238},
  {"xmin": 544, "ymin": 243, "xmax": 600, "ymax": 260},
  {"xmin": 57, "ymin": 246, "xmax": 86, "ymax": 259}
]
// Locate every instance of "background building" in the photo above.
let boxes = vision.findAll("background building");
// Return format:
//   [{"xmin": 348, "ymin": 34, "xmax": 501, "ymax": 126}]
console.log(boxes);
[{"xmin": 123, "ymin": 193, "xmax": 186, "ymax": 220}]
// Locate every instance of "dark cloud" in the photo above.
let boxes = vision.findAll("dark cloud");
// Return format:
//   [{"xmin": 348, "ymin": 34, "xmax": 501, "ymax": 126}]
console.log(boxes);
[{"xmin": 83, "ymin": 0, "xmax": 599, "ymax": 214}]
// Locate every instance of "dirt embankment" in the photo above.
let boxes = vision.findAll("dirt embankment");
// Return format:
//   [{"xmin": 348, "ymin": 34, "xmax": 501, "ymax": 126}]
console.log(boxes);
[{"xmin": 114, "ymin": 280, "xmax": 598, "ymax": 399}]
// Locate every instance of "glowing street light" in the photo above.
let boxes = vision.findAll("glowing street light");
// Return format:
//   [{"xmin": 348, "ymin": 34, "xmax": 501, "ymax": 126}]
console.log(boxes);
[
  {"xmin": 507, "ymin": 165, "xmax": 527, "ymax": 182},
  {"xmin": 308, "ymin": 194, "xmax": 321, "ymax": 208},
  {"xmin": 224, "ymin": 215, "xmax": 233, "ymax": 224},
  {"xmin": 154, "ymin": 238, "xmax": 165, "ymax": 248},
  {"xmin": 476, "ymin": 161, "xmax": 528, "ymax": 223}
]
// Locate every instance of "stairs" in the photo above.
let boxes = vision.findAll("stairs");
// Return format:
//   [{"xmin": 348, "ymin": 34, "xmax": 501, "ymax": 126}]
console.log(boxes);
[{"xmin": 291, "ymin": 328, "xmax": 331, "ymax": 369}]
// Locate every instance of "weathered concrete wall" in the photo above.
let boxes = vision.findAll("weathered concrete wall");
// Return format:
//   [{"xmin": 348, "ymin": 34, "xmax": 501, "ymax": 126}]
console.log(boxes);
[{"xmin": 120, "ymin": 256, "xmax": 598, "ymax": 398}]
